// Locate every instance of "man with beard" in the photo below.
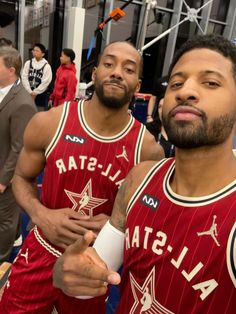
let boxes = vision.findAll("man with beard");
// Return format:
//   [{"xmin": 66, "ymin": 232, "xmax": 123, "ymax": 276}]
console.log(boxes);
[
  {"xmin": 52, "ymin": 34, "xmax": 236, "ymax": 314},
  {"xmin": 0, "ymin": 41, "xmax": 164, "ymax": 313}
]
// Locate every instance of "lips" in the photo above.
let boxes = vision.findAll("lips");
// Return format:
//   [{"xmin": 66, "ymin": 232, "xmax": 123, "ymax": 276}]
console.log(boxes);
[
  {"xmin": 104, "ymin": 82, "xmax": 124, "ymax": 90},
  {"xmin": 171, "ymin": 106, "xmax": 202, "ymax": 121},
  {"xmin": 171, "ymin": 106, "xmax": 202, "ymax": 117}
]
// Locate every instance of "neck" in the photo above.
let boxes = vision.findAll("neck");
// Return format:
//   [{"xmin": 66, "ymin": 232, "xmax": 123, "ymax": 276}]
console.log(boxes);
[
  {"xmin": 171, "ymin": 139, "xmax": 236, "ymax": 197},
  {"xmin": 0, "ymin": 76, "xmax": 17, "ymax": 88},
  {"xmin": 83, "ymin": 94, "xmax": 131, "ymax": 136}
]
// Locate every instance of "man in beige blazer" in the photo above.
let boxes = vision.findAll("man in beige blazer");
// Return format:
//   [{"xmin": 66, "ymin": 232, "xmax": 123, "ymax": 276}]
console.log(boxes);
[{"xmin": 0, "ymin": 46, "xmax": 36, "ymax": 262}]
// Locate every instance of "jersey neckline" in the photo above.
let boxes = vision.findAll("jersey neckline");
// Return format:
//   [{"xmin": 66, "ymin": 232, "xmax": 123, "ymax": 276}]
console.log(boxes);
[
  {"xmin": 164, "ymin": 159, "xmax": 236, "ymax": 206},
  {"xmin": 78, "ymin": 99, "xmax": 135, "ymax": 142}
]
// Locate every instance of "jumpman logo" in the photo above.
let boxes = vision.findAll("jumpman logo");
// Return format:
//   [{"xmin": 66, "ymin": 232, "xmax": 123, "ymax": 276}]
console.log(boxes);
[
  {"xmin": 116, "ymin": 146, "xmax": 129, "ymax": 162},
  {"xmin": 197, "ymin": 215, "xmax": 220, "ymax": 247},
  {"xmin": 140, "ymin": 287, "xmax": 153, "ymax": 312},
  {"xmin": 20, "ymin": 248, "xmax": 29, "ymax": 264}
]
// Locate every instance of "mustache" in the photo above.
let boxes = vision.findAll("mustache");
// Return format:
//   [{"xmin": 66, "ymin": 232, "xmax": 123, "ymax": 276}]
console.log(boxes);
[
  {"xmin": 103, "ymin": 79, "xmax": 126, "ymax": 88},
  {"xmin": 169, "ymin": 100, "xmax": 205, "ymax": 117}
]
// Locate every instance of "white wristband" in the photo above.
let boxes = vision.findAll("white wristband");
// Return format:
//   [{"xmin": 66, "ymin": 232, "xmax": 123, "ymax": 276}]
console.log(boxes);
[
  {"xmin": 93, "ymin": 220, "xmax": 125, "ymax": 271},
  {"xmin": 76, "ymin": 221, "xmax": 125, "ymax": 299}
]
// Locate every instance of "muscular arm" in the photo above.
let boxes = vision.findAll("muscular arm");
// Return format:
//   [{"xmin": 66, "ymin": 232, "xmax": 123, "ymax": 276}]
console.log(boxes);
[
  {"xmin": 12, "ymin": 110, "xmax": 54, "ymax": 222},
  {"xmin": 140, "ymin": 129, "xmax": 164, "ymax": 162},
  {"xmin": 12, "ymin": 107, "xmax": 89, "ymax": 248}
]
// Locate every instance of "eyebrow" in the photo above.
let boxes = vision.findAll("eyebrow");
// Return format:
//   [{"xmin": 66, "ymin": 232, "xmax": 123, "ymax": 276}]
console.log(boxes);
[
  {"xmin": 103, "ymin": 54, "xmax": 137, "ymax": 66},
  {"xmin": 170, "ymin": 70, "xmax": 226, "ymax": 81}
]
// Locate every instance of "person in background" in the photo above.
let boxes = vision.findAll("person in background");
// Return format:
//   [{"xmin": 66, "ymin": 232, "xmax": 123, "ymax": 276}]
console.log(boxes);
[
  {"xmin": 0, "ymin": 37, "xmax": 23, "ymax": 247},
  {"xmin": 22, "ymin": 43, "xmax": 52, "ymax": 111},
  {"xmin": 48, "ymin": 48, "xmax": 77, "ymax": 108},
  {"xmin": 0, "ymin": 41, "xmax": 164, "ymax": 313},
  {"xmin": 146, "ymin": 75, "xmax": 168, "ymax": 123},
  {"xmin": 0, "ymin": 46, "xmax": 36, "ymax": 263},
  {"xmin": 52, "ymin": 34, "xmax": 236, "ymax": 314},
  {"xmin": 146, "ymin": 98, "xmax": 175, "ymax": 157},
  {"xmin": 0, "ymin": 38, "xmax": 13, "ymax": 47}
]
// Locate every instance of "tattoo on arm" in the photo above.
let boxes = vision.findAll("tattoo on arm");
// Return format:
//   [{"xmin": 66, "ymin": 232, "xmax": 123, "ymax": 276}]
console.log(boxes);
[{"xmin": 110, "ymin": 171, "xmax": 134, "ymax": 233}]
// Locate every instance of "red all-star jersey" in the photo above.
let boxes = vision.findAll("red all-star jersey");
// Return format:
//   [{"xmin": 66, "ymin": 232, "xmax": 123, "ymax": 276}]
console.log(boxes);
[
  {"xmin": 117, "ymin": 158, "xmax": 236, "ymax": 314},
  {"xmin": 41, "ymin": 100, "xmax": 146, "ymax": 217}
]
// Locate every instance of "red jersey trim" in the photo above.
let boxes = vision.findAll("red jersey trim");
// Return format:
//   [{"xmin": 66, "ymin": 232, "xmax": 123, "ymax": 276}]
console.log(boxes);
[{"xmin": 33, "ymin": 226, "xmax": 62, "ymax": 257}]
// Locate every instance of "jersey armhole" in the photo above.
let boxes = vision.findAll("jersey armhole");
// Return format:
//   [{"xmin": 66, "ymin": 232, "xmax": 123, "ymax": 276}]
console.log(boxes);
[
  {"xmin": 45, "ymin": 101, "xmax": 70, "ymax": 158},
  {"xmin": 134, "ymin": 124, "xmax": 146, "ymax": 165},
  {"xmin": 226, "ymin": 221, "xmax": 236, "ymax": 287},
  {"xmin": 126, "ymin": 158, "xmax": 168, "ymax": 217}
]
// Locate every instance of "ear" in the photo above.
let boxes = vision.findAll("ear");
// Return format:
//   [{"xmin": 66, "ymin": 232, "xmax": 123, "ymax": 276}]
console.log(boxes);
[
  {"xmin": 135, "ymin": 79, "xmax": 142, "ymax": 94},
  {"xmin": 9, "ymin": 67, "xmax": 16, "ymax": 75},
  {"xmin": 91, "ymin": 66, "xmax": 97, "ymax": 83}
]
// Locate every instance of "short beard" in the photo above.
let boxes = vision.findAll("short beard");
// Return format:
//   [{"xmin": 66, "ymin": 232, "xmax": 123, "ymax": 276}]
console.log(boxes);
[
  {"xmin": 94, "ymin": 79, "xmax": 132, "ymax": 109},
  {"xmin": 163, "ymin": 112, "xmax": 236, "ymax": 149}
]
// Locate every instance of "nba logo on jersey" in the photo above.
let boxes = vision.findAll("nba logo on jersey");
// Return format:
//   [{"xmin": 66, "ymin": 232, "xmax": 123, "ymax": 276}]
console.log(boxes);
[
  {"xmin": 64, "ymin": 134, "xmax": 86, "ymax": 144},
  {"xmin": 141, "ymin": 194, "xmax": 160, "ymax": 211}
]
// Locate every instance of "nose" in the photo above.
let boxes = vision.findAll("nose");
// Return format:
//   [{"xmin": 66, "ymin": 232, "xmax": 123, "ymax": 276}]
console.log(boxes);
[
  {"xmin": 175, "ymin": 79, "xmax": 199, "ymax": 104},
  {"xmin": 110, "ymin": 64, "xmax": 123, "ymax": 80}
]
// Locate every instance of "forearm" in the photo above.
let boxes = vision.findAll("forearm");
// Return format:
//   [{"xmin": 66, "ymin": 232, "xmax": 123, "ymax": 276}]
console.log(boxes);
[
  {"xmin": 12, "ymin": 173, "xmax": 47, "ymax": 225},
  {"xmin": 93, "ymin": 221, "xmax": 124, "ymax": 271},
  {"xmin": 33, "ymin": 75, "xmax": 52, "ymax": 94}
]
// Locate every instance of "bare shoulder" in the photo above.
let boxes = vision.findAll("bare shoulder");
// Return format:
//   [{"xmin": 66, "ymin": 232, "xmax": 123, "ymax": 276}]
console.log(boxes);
[
  {"xmin": 141, "ymin": 129, "xmax": 164, "ymax": 162},
  {"xmin": 24, "ymin": 105, "xmax": 64, "ymax": 150},
  {"xmin": 123, "ymin": 160, "xmax": 158, "ymax": 198},
  {"xmin": 110, "ymin": 160, "xmax": 157, "ymax": 232}
]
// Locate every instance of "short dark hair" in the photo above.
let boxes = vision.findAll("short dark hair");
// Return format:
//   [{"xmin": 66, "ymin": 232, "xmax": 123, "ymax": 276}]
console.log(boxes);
[
  {"xmin": 34, "ymin": 43, "xmax": 46, "ymax": 54},
  {"xmin": 0, "ymin": 37, "xmax": 13, "ymax": 47},
  {"xmin": 98, "ymin": 41, "xmax": 143, "ymax": 78},
  {"xmin": 168, "ymin": 34, "xmax": 236, "ymax": 79},
  {"xmin": 62, "ymin": 48, "xmax": 76, "ymax": 63}
]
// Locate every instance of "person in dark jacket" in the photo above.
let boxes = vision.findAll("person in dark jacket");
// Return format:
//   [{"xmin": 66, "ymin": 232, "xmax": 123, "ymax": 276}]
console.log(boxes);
[
  {"xmin": 49, "ymin": 48, "xmax": 77, "ymax": 107},
  {"xmin": 0, "ymin": 46, "xmax": 37, "ymax": 262}
]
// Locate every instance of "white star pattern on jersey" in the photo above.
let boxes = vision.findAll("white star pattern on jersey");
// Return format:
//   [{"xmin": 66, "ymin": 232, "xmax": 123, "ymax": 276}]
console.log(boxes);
[
  {"xmin": 64, "ymin": 179, "xmax": 108, "ymax": 216},
  {"xmin": 130, "ymin": 267, "xmax": 174, "ymax": 314}
]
